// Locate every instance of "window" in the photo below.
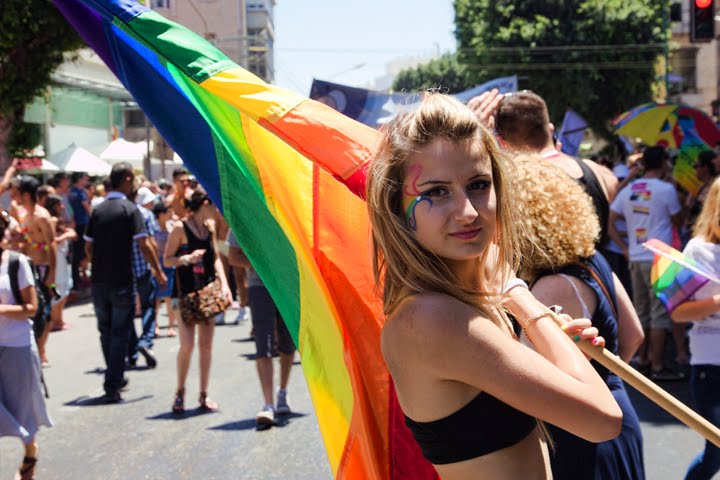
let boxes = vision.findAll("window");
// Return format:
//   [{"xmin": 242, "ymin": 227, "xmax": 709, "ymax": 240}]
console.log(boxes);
[{"xmin": 151, "ymin": 0, "xmax": 170, "ymax": 8}]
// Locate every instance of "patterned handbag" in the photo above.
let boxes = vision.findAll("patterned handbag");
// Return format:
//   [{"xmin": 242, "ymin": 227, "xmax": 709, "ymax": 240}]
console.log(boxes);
[{"xmin": 179, "ymin": 277, "xmax": 230, "ymax": 325}]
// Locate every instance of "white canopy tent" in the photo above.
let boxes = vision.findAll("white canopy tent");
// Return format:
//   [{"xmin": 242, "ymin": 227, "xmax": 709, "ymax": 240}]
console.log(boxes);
[
  {"xmin": 100, "ymin": 138, "xmax": 152, "ymax": 167},
  {"xmin": 48, "ymin": 143, "xmax": 112, "ymax": 175}
]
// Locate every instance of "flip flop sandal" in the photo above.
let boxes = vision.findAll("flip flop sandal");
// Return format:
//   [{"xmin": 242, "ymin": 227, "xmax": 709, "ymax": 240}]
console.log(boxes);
[{"xmin": 18, "ymin": 456, "xmax": 37, "ymax": 480}]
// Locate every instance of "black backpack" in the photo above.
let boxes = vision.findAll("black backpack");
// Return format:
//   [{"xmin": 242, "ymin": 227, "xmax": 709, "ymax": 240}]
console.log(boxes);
[
  {"xmin": 8, "ymin": 252, "xmax": 50, "ymax": 340},
  {"xmin": 8, "ymin": 251, "xmax": 50, "ymax": 398}
]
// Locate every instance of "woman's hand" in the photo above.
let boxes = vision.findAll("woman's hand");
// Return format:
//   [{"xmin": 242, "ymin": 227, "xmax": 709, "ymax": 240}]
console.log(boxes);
[
  {"xmin": 562, "ymin": 317, "xmax": 604, "ymax": 347},
  {"xmin": 223, "ymin": 287, "xmax": 233, "ymax": 305},
  {"xmin": 187, "ymin": 249, "xmax": 206, "ymax": 264}
]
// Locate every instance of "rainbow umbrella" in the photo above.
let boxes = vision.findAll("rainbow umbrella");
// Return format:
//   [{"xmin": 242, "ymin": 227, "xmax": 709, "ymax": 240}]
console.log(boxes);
[{"xmin": 612, "ymin": 102, "xmax": 720, "ymax": 149}]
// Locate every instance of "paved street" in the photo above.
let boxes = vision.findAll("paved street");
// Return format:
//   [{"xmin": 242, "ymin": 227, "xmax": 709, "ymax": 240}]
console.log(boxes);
[
  {"xmin": 0, "ymin": 301, "xmax": 714, "ymax": 479},
  {"xmin": 0, "ymin": 301, "xmax": 332, "ymax": 480}
]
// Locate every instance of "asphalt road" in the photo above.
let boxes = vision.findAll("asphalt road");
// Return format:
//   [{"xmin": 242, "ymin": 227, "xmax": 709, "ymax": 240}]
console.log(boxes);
[{"xmin": 0, "ymin": 301, "xmax": 714, "ymax": 479}]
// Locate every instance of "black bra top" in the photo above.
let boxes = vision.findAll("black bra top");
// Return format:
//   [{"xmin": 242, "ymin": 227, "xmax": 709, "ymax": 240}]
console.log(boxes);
[{"xmin": 404, "ymin": 392, "xmax": 536, "ymax": 465}]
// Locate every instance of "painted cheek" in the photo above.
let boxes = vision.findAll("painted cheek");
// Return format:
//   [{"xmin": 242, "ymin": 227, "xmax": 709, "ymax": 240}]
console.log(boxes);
[{"xmin": 405, "ymin": 195, "xmax": 433, "ymax": 231}]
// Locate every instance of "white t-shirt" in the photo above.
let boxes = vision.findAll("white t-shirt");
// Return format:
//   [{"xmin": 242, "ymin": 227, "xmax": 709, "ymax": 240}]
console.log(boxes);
[
  {"xmin": 610, "ymin": 178, "xmax": 681, "ymax": 262},
  {"xmin": 683, "ymin": 238, "xmax": 720, "ymax": 366},
  {"xmin": 0, "ymin": 252, "xmax": 35, "ymax": 347}
]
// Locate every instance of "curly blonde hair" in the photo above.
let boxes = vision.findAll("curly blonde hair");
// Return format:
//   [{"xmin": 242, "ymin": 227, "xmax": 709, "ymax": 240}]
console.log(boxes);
[{"xmin": 513, "ymin": 155, "xmax": 599, "ymax": 281}]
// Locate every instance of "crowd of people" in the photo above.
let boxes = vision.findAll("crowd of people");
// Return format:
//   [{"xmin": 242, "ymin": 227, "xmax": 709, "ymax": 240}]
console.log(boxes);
[
  {"xmin": 0, "ymin": 90, "xmax": 719, "ymax": 480},
  {"xmin": 0, "ymin": 161, "xmax": 295, "ymax": 479}
]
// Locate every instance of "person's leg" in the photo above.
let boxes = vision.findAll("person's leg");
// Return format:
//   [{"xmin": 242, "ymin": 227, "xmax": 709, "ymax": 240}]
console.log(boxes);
[
  {"xmin": 275, "ymin": 308, "xmax": 295, "ymax": 414},
  {"xmin": 51, "ymin": 296, "xmax": 69, "ymax": 330},
  {"xmin": 70, "ymin": 235, "xmax": 85, "ymax": 291},
  {"xmin": 18, "ymin": 439, "xmax": 39, "ymax": 480},
  {"xmin": 646, "ymin": 259, "xmax": 677, "ymax": 375},
  {"xmin": 137, "ymin": 274, "xmax": 158, "ymax": 352},
  {"xmin": 276, "ymin": 310, "xmax": 295, "ymax": 390},
  {"xmin": 92, "ymin": 284, "xmax": 112, "ymax": 372},
  {"xmin": 197, "ymin": 320, "xmax": 218, "ymax": 409},
  {"xmin": 249, "ymin": 286, "xmax": 276, "ymax": 426},
  {"xmin": 175, "ymin": 318, "xmax": 194, "ymax": 393},
  {"xmin": 106, "ymin": 285, "xmax": 134, "ymax": 395},
  {"xmin": 197, "ymin": 321, "xmax": 215, "ymax": 392},
  {"xmin": 629, "ymin": 262, "xmax": 651, "ymax": 367},
  {"xmin": 685, "ymin": 365, "xmax": 720, "ymax": 480},
  {"xmin": 166, "ymin": 300, "xmax": 177, "ymax": 336},
  {"xmin": 674, "ymin": 323, "xmax": 690, "ymax": 365},
  {"xmin": 36, "ymin": 317, "xmax": 53, "ymax": 366},
  {"xmin": 154, "ymin": 297, "xmax": 162, "ymax": 337}
]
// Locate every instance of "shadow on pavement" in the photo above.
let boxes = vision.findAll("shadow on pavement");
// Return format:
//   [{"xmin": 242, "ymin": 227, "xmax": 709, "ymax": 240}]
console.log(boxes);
[
  {"xmin": 64, "ymin": 394, "xmax": 153, "ymax": 407},
  {"xmin": 231, "ymin": 337, "xmax": 255, "ymax": 343},
  {"xmin": 209, "ymin": 412, "xmax": 308, "ymax": 432},
  {"xmin": 626, "ymin": 378, "xmax": 694, "ymax": 425},
  {"xmin": 146, "ymin": 408, "xmax": 220, "ymax": 421}
]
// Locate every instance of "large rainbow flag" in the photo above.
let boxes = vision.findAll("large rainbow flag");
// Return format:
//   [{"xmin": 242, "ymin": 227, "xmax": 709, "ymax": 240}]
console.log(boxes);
[
  {"xmin": 50, "ymin": 0, "xmax": 437, "ymax": 478},
  {"xmin": 644, "ymin": 239, "xmax": 720, "ymax": 312}
]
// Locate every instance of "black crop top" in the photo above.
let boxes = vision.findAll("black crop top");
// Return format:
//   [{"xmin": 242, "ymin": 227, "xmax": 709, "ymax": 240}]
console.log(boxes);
[{"xmin": 404, "ymin": 392, "xmax": 536, "ymax": 465}]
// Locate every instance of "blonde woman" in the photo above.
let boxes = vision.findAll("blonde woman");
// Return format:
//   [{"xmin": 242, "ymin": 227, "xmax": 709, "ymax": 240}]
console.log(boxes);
[
  {"xmin": 366, "ymin": 93, "xmax": 622, "ymax": 480},
  {"xmin": 671, "ymin": 176, "xmax": 720, "ymax": 480},
  {"xmin": 513, "ymin": 155, "xmax": 645, "ymax": 480}
]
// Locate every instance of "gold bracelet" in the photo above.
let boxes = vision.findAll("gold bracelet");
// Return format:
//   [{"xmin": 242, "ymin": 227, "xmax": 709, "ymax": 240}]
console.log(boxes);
[{"xmin": 521, "ymin": 311, "xmax": 554, "ymax": 331}]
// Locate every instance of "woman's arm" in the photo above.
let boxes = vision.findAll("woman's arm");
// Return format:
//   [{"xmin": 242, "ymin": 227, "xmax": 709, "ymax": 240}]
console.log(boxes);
[
  {"xmin": 56, "ymin": 227, "xmax": 77, "ymax": 244},
  {"xmin": 612, "ymin": 273, "xmax": 644, "ymax": 362},
  {"xmin": 0, "ymin": 284, "xmax": 38, "ymax": 320},
  {"xmin": 671, "ymin": 294, "xmax": 720, "ymax": 323},
  {"xmin": 208, "ymin": 222, "xmax": 231, "ymax": 294},
  {"xmin": 389, "ymin": 291, "xmax": 622, "ymax": 444},
  {"xmin": 163, "ymin": 223, "xmax": 193, "ymax": 267}
]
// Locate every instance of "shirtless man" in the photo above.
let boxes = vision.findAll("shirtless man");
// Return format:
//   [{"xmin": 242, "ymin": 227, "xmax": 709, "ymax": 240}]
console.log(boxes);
[
  {"xmin": 17, "ymin": 176, "xmax": 57, "ymax": 364},
  {"xmin": 469, "ymin": 89, "xmax": 618, "ymax": 248},
  {"xmin": 166, "ymin": 167, "xmax": 192, "ymax": 219}
]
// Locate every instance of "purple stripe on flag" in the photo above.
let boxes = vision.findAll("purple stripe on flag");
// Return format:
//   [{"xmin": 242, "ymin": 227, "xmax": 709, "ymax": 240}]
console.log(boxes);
[
  {"xmin": 664, "ymin": 274, "xmax": 708, "ymax": 312},
  {"xmin": 53, "ymin": 0, "xmax": 117, "ymax": 73}
]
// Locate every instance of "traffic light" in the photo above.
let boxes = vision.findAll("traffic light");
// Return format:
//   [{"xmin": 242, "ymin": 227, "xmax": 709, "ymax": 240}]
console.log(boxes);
[{"xmin": 691, "ymin": 0, "xmax": 715, "ymax": 42}]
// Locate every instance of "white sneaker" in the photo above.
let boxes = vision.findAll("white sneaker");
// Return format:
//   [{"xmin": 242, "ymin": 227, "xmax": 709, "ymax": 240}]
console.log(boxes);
[
  {"xmin": 256, "ymin": 404, "xmax": 275, "ymax": 429},
  {"xmin": 276, "ymin": 389, "xmax": 291, "ymax": 415},
  {"xmin": 232, "ymin": 307, "xmax": 248, "ymax": 325}
]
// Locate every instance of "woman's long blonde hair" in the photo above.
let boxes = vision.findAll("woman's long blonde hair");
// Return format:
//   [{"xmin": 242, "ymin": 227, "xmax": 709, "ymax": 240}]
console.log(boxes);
[
  {"xmin": 366, "ymin": 93, "xmax": 522, "ymax": 318},
  {"xmin": 693, "ymin": 176, "xmax": 720, "ymax": 244}
]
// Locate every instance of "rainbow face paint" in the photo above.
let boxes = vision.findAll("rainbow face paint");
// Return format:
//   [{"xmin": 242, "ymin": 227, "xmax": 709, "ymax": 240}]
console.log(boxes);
[{"xmin": 403, "ymin": 165, "xmax": 433, "ymax": 231}]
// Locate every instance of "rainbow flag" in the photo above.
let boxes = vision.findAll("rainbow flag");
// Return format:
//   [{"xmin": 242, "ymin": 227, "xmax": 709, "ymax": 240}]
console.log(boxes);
[
  {"xmin": 51, "ymin": 0, "xmax": 437, "ymax": 478},
  {"xmin": 644, "ymin": 239, "xmax": 720, "ymax": 312}
]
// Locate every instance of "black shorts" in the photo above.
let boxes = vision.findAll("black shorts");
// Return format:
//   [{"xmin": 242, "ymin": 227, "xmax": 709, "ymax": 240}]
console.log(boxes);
[{"xmin": 248, "ymin": 286, "xmax": 295, "ymax": 358}]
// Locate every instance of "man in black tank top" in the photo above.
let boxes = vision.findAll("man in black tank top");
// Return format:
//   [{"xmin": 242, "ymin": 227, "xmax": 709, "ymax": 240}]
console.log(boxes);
[{"xmin": 469, "ymin": 90, "xmax": 618, "ymax": 249}]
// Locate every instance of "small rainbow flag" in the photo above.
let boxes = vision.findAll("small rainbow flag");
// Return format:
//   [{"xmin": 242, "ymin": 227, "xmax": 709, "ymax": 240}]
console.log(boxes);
[
  {"xmin": 644, "ymin": 239, "xmax": 720, "ymax": 312},
  {"xmin": 51, "ymin": 0, "xmax": 437, "ymax": 478}
]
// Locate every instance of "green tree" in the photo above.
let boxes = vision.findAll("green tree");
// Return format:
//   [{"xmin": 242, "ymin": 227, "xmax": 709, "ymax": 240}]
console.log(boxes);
[
  {"xmin": 0, "ymin": 0, "xmax": 83, "ymax": 169},
  {"xmin": 393, "ymin": 53, "xmax": 473, "ymax": 94},
  {"xmin": 395, "ymin": 0, "xmax": 666, "ymax": 136}
]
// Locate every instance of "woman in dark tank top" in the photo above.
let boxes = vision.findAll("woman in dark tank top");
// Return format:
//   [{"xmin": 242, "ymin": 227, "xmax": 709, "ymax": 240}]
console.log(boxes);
[
  {"xmin": 514, "ymin": 155, "xmax": 645, "ymax": 480},
  {"xmin": 163, "ymin": 189, "xmax": 232, "ymax": 414},
  {"xmin": 366, "ymin": 94, "xmax": 622, "ymax": 480}
]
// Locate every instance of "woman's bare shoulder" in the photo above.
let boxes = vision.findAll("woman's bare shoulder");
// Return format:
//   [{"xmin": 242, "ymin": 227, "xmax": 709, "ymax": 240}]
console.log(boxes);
[{"xmin": 383, "ymin": 292, "xmax": 497, "ymax": 354}]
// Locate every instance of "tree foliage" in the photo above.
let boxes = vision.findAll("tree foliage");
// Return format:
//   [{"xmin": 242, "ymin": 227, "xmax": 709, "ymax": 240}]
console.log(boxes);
[
  {"xmin": 0, "ymin": 0, "xmax": 83, "ymax": 167},
  {"xmin": 394, "ymin": 0, "xmax": 666, "ymax": 136},
  {"xmin": 393, "ymin": 53, "xmax": 473, "ymax": 94}
]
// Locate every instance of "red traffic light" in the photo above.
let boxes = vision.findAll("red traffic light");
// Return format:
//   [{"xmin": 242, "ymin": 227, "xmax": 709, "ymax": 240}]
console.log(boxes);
[{"xmin": 696, "ymin": 0, "xmax": 712, "ymax": 8}]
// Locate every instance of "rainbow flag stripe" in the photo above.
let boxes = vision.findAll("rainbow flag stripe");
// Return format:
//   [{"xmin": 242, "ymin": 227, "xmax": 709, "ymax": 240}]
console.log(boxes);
[
  {"xmin": 51, "ymin": 0, "xmax": 436, "ymax": 478},
  {"xmin": 644, "ymin": 239, "xmax": 712, "ymax": 312}
]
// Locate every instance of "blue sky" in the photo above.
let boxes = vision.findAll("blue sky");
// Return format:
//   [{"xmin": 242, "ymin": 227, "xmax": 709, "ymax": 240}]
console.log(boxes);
[{"xmin": 273, "ymin": 1, "xmax": 457, "ymax": 95}]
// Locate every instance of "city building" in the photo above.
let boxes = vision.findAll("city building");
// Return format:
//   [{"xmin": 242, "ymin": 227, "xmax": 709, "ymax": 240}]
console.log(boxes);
[{"xmin": 150, "ymin": 0, "xmax": 275, "ymax": 82}]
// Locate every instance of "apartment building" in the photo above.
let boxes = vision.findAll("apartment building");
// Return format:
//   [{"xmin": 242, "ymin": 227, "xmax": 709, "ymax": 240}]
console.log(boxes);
[{"xmin": 150, "ymin": 0, "xmax": 275, "ymax": 82}]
